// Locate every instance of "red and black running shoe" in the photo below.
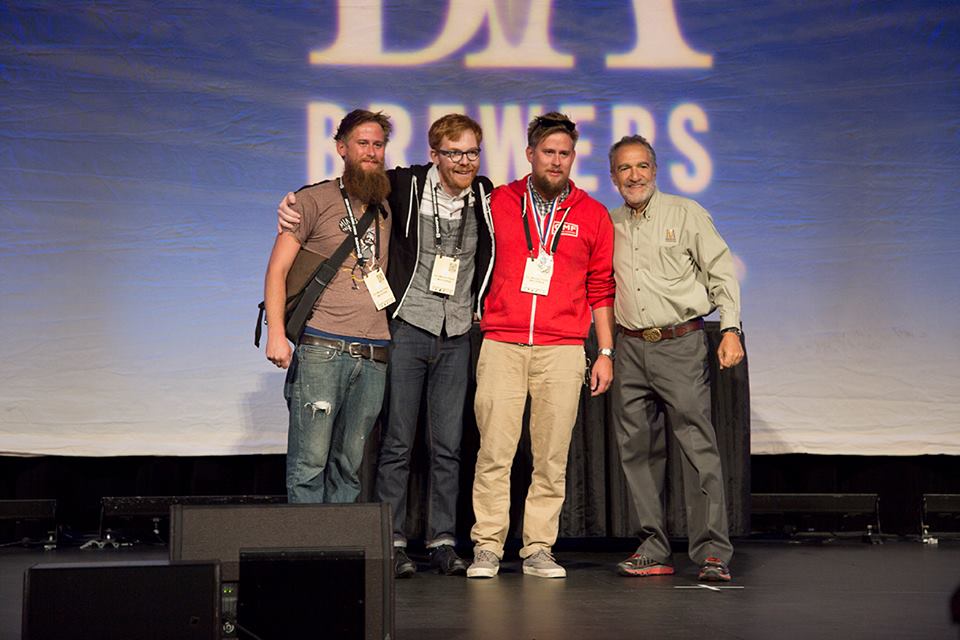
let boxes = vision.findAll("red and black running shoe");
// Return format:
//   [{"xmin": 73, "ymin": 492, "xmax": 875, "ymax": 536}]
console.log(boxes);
[
  {"xmin": 616, "ymin": 553, "xmax": 675, "ymax": 577},
  {"xmin": 698, "ymin": 557, "xmax": 732, "ymax": 582}
]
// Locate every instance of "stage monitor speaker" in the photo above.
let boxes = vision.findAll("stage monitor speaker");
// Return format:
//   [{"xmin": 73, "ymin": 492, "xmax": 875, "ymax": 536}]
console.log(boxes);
[
  {"xmin": 22, "ymin": 560, "xmax": 219, "ymax": 640},
  {"xmin": 169, "ymin": 503, "xmax": 393, "ymax": 640},
  {"xmin": 239, "ymin": 548, "xmax": 366, "ymax": 639}
]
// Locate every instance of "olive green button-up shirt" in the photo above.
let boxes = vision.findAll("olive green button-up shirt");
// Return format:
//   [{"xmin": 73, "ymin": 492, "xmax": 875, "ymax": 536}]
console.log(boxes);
[{"xmin": 610, "ymin": 189, "xmax": 741, "ymax": 331}]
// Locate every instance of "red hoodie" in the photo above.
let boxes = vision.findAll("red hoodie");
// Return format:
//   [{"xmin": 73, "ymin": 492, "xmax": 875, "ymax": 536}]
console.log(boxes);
[{"xmin": 480, "ymin": 176, "xmax": 615, "ymax": 345}]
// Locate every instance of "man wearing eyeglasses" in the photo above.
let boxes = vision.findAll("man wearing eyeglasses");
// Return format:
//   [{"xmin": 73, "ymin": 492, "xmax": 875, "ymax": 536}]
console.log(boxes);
[
  {"xmin": 277, "ymin": 114, "xmax": 494, "ymax": 579},
  {"xmin": 466, "ymin": 113, "xmax": 616, "ymax": 580}
]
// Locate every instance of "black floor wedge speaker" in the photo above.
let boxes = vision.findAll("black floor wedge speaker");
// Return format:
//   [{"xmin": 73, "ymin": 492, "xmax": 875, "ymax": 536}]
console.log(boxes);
[
  {"xmin": 169, "ymin": 502, "xmax": 394, "ymax": 640},
  {"xmin": 22, "ymin": 560, "xmax": 219, "ymax": 640}
]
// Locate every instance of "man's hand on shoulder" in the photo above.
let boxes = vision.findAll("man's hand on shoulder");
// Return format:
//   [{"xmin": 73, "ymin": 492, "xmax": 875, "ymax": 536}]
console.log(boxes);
[
  {"xmin": 277, "ymin": 191, "xmax": 300, "ymax": 233},
  {"xmin": 717, "ymin": 331, "xmax": 744, "ymax": 370}
]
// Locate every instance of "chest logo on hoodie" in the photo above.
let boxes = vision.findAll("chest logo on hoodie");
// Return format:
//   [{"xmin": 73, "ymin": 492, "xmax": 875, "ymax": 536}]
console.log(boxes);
[{"xmin": 551, "ymin": 221, "xmax": 579, "ymax": 238}]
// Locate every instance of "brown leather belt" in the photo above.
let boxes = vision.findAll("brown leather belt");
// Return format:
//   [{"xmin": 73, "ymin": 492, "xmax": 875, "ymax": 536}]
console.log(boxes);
[
  {"xmin": 618, "ymin": 318, "xmax": 704, "ymax": 343},
  {"xmin": 299, "ymin": 334, "xmax": 389, "ymax": 363}
]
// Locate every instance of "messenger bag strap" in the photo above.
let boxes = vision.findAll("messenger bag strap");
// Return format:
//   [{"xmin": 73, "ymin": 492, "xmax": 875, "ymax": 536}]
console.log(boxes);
[{"xmin": 254, "ymin": 204, "xmax": 380, "ymax": 347}]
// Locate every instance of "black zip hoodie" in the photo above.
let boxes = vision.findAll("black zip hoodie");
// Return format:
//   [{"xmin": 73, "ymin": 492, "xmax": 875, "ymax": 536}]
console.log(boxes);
[{"xmin": 385, "ymin": 163, "xmax": 495, "ymax": 319}]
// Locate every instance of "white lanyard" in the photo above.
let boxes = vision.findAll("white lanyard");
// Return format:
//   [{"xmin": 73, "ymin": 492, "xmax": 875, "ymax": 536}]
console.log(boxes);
[{"xmin": 337, "ymin": 177, "xmax": 379, "ymax": 265}]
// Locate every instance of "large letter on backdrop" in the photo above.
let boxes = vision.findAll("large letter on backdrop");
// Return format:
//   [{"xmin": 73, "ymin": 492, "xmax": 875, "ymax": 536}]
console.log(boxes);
[
  {"xmin": 606, "ymin": 0, "xmax": 713, "ymax": 68},
  {"xmin": 311, "ymin": 0, "xmax": 573, "ymax": 68}
]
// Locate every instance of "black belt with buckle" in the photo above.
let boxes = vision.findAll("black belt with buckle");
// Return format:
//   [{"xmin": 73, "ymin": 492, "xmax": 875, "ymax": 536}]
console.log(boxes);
[
  {"xmin": 618, "ymin": 318, "xmax": 704, "ymax": 343},
  {"xmin": 299, "ymin": 334, "xmax": 389, "ymax": 363}
]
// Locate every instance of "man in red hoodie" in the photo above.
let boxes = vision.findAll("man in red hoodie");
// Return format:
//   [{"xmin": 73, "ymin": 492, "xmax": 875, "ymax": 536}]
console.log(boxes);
[{"xmin": 466, "ymin": 113, "xmax": 616, "ymax": 579}]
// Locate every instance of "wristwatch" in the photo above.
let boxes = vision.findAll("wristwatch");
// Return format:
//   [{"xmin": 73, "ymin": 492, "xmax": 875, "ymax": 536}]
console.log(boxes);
[
  {"xmin": 598, "ymin": 347, "xmax": 615, "ymax": 359},
  {"xmin": 721, "ymin": 327, "xmax": 742, "ymax": 337}
]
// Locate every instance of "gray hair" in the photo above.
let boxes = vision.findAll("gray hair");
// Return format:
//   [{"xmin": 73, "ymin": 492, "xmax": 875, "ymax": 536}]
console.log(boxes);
[{"xmin": 608, "ymin": 135, "xmax": 657, "ymax": 173}]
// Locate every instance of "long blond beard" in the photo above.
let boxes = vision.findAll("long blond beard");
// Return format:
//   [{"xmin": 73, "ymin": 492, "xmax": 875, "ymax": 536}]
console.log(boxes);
[{"xmin": 342, "ymin": 161, "xmax": 391, "ymax": 204}]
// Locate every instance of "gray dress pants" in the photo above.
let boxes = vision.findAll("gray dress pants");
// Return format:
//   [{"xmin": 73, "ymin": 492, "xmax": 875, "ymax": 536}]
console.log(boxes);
[{"xmin": 611, "ymin": 329, "xmax": 733, "ymax": 564}]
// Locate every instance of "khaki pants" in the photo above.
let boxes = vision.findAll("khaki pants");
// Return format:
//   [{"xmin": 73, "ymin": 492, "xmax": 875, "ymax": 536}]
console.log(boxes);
[{"xmin": 471, "ymin": 339, "xmax": 585, "ymax": 559}]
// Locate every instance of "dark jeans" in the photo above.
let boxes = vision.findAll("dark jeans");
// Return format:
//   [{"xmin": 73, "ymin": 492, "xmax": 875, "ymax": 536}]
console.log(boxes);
[{"xmin": 375, "ymin": 319, "xmax": 471, "ymax": 547}]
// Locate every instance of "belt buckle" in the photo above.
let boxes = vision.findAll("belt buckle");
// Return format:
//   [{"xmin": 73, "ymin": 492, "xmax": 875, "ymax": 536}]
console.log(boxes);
[
  {"xmin": 641, "ymin": 328, "xmax": 662, "ymax": 343},
  {"xmin": 347, "ymin": 343, "xmax": 371, "ymax": 359}
]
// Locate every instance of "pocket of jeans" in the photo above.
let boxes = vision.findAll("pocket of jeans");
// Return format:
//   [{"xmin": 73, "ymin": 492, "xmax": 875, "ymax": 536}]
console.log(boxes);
[{"xmin": 298, "ymin": 344, "xmax": 339, "ymax": 362}]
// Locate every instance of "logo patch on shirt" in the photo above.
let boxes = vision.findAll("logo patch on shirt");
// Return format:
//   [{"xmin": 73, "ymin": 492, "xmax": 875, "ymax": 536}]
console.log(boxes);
[
  {"xmin": 551, "ymin": 221, "xmax": 579, "ymax": 238},
  {"xmin": 338, "ymin": 215, "xmax": 378, "ymax": 258},
  {"xmin": 664, "ymin": 228, "xmax": 677, "ymax": 243}
]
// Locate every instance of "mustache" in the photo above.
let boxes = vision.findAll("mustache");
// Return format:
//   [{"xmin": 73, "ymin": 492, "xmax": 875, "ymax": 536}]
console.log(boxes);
[{"xmin": 532, "ymin": 173, "xmax": 568, "ymax": 200}]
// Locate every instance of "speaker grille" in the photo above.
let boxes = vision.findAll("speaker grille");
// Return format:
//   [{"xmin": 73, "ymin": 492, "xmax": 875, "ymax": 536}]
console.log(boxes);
[
  {"xmin": 169, "ymin": 502, "xmax": 393, "ymax": 640},
  {"xmin": 22, "ymin": 561, "xmax": 219, "ymax": 640}
]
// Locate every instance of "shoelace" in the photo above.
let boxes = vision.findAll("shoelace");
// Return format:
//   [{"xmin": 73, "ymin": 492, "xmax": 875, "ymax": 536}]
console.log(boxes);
[
  {"xmin": 531, "ymin": 549, "xmax": 556, "ymax": 562},
  {"xmin": 476, "ymin": 549, "xmax": 498, "ymax": 563}
]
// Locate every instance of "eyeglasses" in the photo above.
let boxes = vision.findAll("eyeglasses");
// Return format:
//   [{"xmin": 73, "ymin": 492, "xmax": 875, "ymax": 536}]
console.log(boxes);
[
  {"xmin": 435, "ymin": 148, "xmax": 481, "ymax": 162},
  {"xmin": 533, "ymin": 116, "xmax": 576, "ymax": 132}
]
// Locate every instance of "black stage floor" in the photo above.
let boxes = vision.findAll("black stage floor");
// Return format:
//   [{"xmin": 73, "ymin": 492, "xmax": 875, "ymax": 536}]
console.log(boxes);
[{"xmin": 2, "ymin": 539, "xmax": 957, "ymax": 640}]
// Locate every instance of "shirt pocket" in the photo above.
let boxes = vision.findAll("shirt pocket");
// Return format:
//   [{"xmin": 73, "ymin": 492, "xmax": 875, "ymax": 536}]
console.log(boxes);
[{"xmin": 657, "ymin": 243, "xmax": 690, "ymax": 279}]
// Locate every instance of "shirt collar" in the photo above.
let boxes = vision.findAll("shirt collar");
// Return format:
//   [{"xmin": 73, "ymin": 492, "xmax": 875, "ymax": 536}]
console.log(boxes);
[
  {"xmin": 527, "ymin": 176, "xmax": 570, "ymax": 209},
  {"xmin": 630, "ymin": 187, "xmax": 660, "ymax": 220}
]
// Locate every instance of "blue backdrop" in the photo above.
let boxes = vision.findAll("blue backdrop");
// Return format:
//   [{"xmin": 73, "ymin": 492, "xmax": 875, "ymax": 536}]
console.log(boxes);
[{"xmin": 1, "ymin": 0, "xmax": 958, "ymax": 455}]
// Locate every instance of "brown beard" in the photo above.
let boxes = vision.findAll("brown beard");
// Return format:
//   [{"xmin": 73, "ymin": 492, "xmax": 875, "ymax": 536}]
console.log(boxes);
[
  {"xmin": 531, "ymin": 173, "xmax": 567, "ymax": 201},
  {"xmin": 342, "ymin": 160, "xmax": 391, "ymax": 205}
]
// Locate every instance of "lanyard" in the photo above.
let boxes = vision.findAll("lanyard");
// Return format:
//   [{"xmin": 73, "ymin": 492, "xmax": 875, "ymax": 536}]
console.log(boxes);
[
  {"xmin": 338, "ymin": 178, "xmax": 380, "ymax": 265},
  {"xmin": 522, "ymin": 191, "xmax": 570, "ymax": 257},
  {"xmin": 430, "ymin": 183, "xmax": 468, "ymax": 256},
  {"xmin": 526, "ymin": 183, "xmax": 562, "ymax": 251}
]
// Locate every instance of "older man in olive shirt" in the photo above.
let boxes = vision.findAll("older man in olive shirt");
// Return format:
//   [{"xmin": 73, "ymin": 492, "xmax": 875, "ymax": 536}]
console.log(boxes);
[{"xmin": 607, "ymin": 135, "xmax": 744, "ymax": 583}]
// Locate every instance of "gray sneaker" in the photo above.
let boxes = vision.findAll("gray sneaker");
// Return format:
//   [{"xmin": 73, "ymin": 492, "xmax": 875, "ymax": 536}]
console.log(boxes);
[
  {"xmin": 522, "ymin": 549, "xmax": 566, "ymax": 578},
  {"xmin": 466, "ymin": 549, "xmax": 500, "ymax": 578}
]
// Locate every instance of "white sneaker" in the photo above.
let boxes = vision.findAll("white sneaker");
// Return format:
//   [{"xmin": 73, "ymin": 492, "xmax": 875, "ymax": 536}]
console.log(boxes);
[
  {"xmin": 466, "ymin": 549, "xmax": 500, "ymax": 578},
  {"xmin": 522, "ymin": 549, "xmax": 566, "ymax": 578}
]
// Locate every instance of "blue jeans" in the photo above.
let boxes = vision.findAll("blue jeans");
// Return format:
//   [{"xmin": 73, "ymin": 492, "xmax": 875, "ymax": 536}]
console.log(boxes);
[
  {"xmin": 284, "ymin": 343, "xmax": 387, "ymax": 504},
  {"xmin": 375, "ymin": 319, "xmax": 470, "ymax": 546}
]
